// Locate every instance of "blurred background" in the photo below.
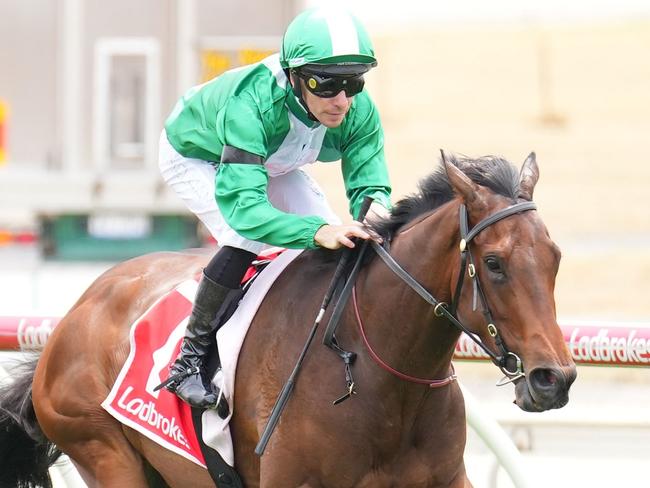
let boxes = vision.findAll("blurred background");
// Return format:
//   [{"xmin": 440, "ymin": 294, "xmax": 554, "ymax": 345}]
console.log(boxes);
[{"xmin": 0, "ymin": 0, "xmax": 648, "ymax": 486}]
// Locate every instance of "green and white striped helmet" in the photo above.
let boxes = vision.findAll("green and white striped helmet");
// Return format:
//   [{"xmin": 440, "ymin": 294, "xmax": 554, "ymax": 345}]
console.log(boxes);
[{"xmin": 280, "ymin": 7, "xmax": 377, "ymax": 72}]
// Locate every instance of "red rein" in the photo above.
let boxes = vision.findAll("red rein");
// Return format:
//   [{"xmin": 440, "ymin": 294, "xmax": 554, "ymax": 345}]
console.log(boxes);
[{"xmin": 352, "ymin": 286, "xmax": 457, "ymax": 388}]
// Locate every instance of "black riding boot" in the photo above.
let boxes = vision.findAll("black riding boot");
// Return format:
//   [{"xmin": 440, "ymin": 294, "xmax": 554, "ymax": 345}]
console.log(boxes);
[{"xmin": 161, "ymin": 246, "xmax": 256, "ymax": 415}]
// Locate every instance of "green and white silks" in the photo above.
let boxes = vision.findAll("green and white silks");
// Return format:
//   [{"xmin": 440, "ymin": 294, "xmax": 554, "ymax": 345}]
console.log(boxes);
[{"xmin": 163, "ymin": 53, "xmax": 390, "ymax": 251}]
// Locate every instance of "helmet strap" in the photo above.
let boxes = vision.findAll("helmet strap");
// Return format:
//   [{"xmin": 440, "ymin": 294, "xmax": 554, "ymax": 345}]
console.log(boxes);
[{"xmin": 287, "ymin": 69, "xmax": 319, "ymax": 122}]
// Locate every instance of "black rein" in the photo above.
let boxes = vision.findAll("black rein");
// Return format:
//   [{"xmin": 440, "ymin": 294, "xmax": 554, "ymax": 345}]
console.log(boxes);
[{"xmin": 370, "ymin": 200, "xmax": 537, "ymax": 381}]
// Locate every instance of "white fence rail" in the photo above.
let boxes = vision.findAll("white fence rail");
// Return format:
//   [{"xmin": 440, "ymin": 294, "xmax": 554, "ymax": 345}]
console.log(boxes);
[{"xmin": 4, "ymin": 316, "xmax": 650, "ymax": 367}]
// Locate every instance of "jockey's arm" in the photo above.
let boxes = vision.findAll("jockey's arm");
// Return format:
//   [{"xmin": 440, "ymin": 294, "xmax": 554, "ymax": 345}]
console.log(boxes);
[
  {"xmin": 215, "ymin": 162, "xmax": 329, "ymax": 249},
  {"xmin": 216, "ymin": 163, "xmax": 377, "ymax": 251},
  {"xmin": 216, "ymin": 93, "xmax": 390, "ymax": 251},
  {"xmin": 339, "ymin": 92, "xmax": 392, "ymax": 221},
  {"xmin": 216, "ymin": 95, "xmax": 336, "ymax": 250}
]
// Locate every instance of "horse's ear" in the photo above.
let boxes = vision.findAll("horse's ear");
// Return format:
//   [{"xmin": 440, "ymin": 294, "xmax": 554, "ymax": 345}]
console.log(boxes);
[
  {"xmin": 441, "ymin": 150, "xmax": 481, "ymax": 206},
  {"xmin": 518, "ymin": 152, "xmax": 539, "ymax": 201}
]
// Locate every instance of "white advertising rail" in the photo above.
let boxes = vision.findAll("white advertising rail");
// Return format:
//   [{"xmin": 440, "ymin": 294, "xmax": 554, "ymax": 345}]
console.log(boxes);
[
  {"xmin": 3, "ymin": 315, "xmax": 650, "ymax": 366},
  {"xmin": 455, "ymin": 319, "xmax": 650, "ymax": 367}
]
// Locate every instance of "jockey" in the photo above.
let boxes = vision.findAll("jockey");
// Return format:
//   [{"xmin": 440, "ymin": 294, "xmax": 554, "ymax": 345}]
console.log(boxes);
[{"xmin": 159, "ymin": 7, "xmax": 392, "ymax": 413}]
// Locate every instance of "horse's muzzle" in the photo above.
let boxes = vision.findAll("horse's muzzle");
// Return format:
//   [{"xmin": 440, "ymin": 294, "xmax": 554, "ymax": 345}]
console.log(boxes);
[{"xmin": 514, "ymin": 365, "xmax": 577, "ymax": 412}]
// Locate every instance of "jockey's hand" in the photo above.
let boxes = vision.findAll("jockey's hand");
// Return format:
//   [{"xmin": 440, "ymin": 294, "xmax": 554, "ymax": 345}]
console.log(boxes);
[{"xmin": 314, "ymin": 222, "xmax": 378, "ymax": 250}]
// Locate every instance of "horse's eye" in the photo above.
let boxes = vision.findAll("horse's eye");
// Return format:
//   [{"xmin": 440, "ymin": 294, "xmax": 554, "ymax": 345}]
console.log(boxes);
[{"xmin": 484, "ymin": 256, "xmax": 503, "ymax": 274}]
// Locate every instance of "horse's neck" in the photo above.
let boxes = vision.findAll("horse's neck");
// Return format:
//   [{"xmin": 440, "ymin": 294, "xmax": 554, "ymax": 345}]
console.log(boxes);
[{"xmin": 358, "ymin": 202, "xmax": 461, "ymax": 381}]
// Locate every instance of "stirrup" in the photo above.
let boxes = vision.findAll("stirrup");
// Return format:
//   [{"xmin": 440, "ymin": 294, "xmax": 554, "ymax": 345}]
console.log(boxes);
[{"xmin": 154, "ymin": 366, "xmax": 200, "ymax": 392}]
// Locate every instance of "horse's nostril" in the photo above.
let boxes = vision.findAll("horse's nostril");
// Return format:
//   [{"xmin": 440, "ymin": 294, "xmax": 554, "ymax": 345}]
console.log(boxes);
[
  {"xmin": 531, "ymin": 368, "xmax": 561, "ymax": 390},
  {"xmin": 544, "ymin": 370, "xmax": 557, "ymax": 385}
]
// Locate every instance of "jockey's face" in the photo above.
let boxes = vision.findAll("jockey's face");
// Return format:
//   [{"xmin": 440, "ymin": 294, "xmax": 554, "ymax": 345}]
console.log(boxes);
[{"xmin": 300, "ymin": 79, "xmax": 353, "ymax": 128}]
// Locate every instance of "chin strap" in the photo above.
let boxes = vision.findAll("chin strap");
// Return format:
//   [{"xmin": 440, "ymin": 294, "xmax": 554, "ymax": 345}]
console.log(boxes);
[{"xmin": 287, "ymin": 69, "xmax": 319, "ymax": 121}]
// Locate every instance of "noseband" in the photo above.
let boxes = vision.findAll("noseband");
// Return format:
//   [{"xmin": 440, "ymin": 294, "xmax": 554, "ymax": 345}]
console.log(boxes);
[{"xmin": 368, "ymin": 200, "xmax": 537, "ymax": 384}]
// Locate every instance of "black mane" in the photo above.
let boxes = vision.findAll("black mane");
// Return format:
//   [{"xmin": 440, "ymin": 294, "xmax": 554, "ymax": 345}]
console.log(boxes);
[{"xmin": 372, "ymin": 154, "xmax": 521, "ymax": 239}]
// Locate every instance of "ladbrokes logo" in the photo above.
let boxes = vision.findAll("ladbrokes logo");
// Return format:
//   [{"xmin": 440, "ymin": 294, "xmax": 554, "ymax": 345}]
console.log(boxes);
[
  {"xmin": 569, "ymin": 327, "xmax": 650, "ymax": 364},
  {"xmin": 453, "ymin": 326, "xmax": 650, "ymax": 366},
  {"xmin": 17, "ymin": 318, "xmax": 54, "ymax": 349},
  {"xmin": 454, "ymin": 334, "xmax": 490, "ymax": 360},
  {"xmin": 117, "ymin": 385, "xmax": 190, "ymax": 448}
]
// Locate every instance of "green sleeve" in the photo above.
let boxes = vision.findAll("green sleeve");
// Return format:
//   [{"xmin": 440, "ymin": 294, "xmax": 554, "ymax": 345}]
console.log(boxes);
[
  {"xmin": 216, "ymin": 96, "xmax": 328, "ymax": 248},
  {"xmin": 215, "ymin": 163, "xmax": 327, "ymax": 249},
  {"xmin": 221, "ymin": 96, "xmax": 268, "ymax": 158},
  {"xmin": 341, "ymin": 95, "xmax": 392, "ymax": 218}
]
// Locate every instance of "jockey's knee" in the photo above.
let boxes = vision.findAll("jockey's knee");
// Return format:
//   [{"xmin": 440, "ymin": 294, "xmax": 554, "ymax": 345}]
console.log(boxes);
[{"xmin": 204, "ymin": 246, "xmax": 257, "ymax": 288}]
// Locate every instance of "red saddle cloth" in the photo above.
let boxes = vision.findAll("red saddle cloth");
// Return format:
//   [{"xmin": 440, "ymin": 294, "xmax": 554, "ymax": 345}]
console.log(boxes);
[
  {"xmin": 101, "ymin": 280, "xmax": 206, "ymax": 466},
  {"xmin": 101, "ymin": 249, "xmax": 285, "ymax": 467}
]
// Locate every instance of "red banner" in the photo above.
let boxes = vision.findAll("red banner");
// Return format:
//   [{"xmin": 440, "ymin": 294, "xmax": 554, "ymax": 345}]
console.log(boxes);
[
  {"xmin": 0, "ymin": 316, "xmax": 60, "ymax": 350},
  {"xmin": 454, "ymin": 322, "xmax": 650, "ymax": 367},
  {"xmin": 2, "ymin": 315, "xmax": 650, "ymax": 367}
]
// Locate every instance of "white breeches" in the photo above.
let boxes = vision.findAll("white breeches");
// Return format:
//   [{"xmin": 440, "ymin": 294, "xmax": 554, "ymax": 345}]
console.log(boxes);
[{"xmin": 158, "ymin": 130, "xmax": 340, "ymax": 254}]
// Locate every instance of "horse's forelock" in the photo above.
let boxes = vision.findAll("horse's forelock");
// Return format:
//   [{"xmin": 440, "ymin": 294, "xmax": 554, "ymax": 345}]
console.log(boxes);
[{"xmin": 453, "ymin": 155, "xmax": 520, "ymax": 201}]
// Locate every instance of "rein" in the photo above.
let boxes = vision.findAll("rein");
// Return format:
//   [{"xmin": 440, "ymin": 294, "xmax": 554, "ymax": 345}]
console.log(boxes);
[
  {"xmin": 352, "ymin": 286, "xmax": 457, "ymax": 387},
  {"xmin": 359, "ymin": 200, "xmax": 537, "ymax": 385}
]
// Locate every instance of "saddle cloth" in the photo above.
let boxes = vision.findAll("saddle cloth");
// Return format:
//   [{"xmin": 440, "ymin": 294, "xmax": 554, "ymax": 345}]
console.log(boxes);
[{"xmin": 101, "ymin": 248, "xmax": 302, "ymax": 468}]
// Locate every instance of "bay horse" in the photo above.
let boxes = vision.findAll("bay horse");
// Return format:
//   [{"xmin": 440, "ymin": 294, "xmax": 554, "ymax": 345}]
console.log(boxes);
[{"xmin": 0, "ymin": 153, "xmax": 576, "ymax": 487}]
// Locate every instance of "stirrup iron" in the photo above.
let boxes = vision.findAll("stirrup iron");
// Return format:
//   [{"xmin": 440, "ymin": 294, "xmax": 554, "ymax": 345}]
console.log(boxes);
[{"xmin": 154, "ymin": 366, "xmax": 200, "ymax": 392}]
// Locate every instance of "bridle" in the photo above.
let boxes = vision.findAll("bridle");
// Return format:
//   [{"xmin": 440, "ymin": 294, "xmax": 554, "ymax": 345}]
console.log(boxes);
[{"xmin": 356, "ymin": 200, "xmax": 537, "ymax": 387}]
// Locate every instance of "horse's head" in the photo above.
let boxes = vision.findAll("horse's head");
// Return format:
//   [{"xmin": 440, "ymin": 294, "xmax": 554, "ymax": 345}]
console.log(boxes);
[{"xmin": 444, "ymin": 152, "xmax": 577, "ymax": 412}]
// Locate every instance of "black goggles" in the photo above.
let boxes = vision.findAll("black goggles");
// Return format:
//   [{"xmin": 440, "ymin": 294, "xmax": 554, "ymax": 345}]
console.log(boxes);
[{"xmin": 296, "ymin": 71, "xmax": 365, "ymax": 98}]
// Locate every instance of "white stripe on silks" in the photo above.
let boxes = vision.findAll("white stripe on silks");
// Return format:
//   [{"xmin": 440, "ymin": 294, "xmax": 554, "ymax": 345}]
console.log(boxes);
[
  {"xmin": 319, "ymin": 8, "xmax": 359, "ymax": 56},
  {"xmin": 261, "ymin": 53, "xmax": 287, "ymax": 89}
]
